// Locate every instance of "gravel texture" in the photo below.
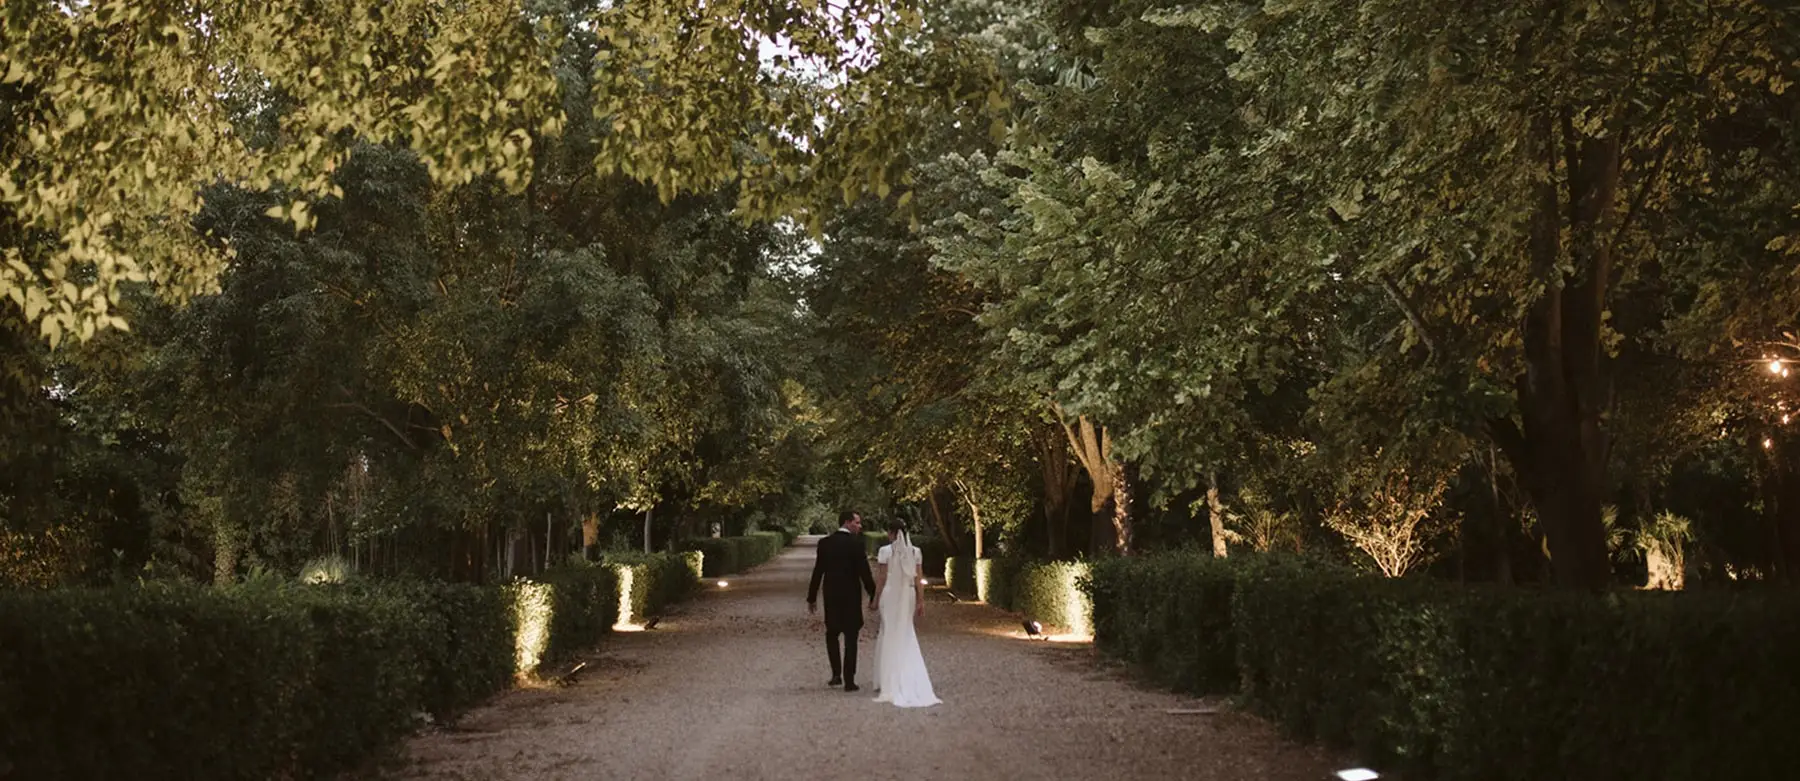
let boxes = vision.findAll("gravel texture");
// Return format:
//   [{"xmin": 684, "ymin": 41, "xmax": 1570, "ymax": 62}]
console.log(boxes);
[{"xmin": 394, "ymin": 536, "xmax": 1343, "ymax": 780}]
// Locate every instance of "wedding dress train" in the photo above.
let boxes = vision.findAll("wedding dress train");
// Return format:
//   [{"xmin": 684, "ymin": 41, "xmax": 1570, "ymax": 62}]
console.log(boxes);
[{"xmin": 872, "ymin": 532, "xmax": 942, "ymax": 708}]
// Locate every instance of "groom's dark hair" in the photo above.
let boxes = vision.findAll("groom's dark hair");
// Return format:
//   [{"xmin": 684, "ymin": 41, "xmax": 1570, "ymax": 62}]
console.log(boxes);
[{"xmin": 837, "ymin": 509, "xmax": 859, "ymax": 525}]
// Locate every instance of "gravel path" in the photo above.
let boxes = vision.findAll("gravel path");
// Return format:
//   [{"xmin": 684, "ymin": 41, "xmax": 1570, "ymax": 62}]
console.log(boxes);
[{"xmin": 395, "ymin": 536, "xmax": 1342, "ymax": 780}]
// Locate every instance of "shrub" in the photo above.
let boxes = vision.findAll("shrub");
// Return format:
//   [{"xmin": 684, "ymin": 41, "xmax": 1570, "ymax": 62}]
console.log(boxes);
[
  {"xmin": 0, "ymin": 553, "xmax": 708, "ymax": 779},
  {"xmin": 1012, "ymin": 560, "xmax": 1093, "ymax": 636},
  {"xmin": 943, "ymin": 555, "xmax": 1026, "ymax": 609},
  {"xmin": 606, "ymin": 551, "xmax": 702, "ymax": 623},
  {"xmin": 377, "ymin": 580, "xmax": 513, "ymax": 716},
  {"xmin": 683, "ymin": 538, "xmax": 738, "ymax": 577},
  {"xmin": 533, "ymin": 561, "xmax": 621, "ymax": 662},
  {"xmin": 976, "ymin": 556, "xmax": 1025, "ymax": 610},
  {"xmin": 0, "ymin": 582, "xmax": 514, "ymax": 779},
  {"xmin": 1086, "ymin": 552, "xmax": 1255, "ymax": 695},
  {"xmin": 1084, "ymin": 551, "xmax": 1800, "ymax": 780}
]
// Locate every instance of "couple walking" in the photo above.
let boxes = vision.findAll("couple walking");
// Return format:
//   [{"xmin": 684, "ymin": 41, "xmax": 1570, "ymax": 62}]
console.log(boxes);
[{"xmin": 805, "ymin": 511, "xmax": 941, "ymax": 708}]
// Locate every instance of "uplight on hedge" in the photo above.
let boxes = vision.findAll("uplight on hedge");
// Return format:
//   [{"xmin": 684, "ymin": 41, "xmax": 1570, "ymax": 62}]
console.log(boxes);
[
  {"xmin": 512, "ymin": 581, "xmax": 554, "ymax": 676},
  {"xmin": 612, "ymin": 564, "xmax": 643, "ymax": 631}
]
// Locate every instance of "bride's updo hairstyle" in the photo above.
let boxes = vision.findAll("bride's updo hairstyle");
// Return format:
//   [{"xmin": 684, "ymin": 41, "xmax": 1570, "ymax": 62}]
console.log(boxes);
[{"xmin": 888, "ymin": 519, "xmax": 907, "ymax": 535}]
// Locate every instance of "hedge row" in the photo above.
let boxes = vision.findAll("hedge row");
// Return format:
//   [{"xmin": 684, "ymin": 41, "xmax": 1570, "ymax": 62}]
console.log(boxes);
[
  {"xmin": 944, "ymin": 556, "xmax": 1025, "ymax": 610},
  {"xmin": 683, "ymin": 531, "xmax": 788, "ymax": 577},
  {"xmin": 944, "ymin": 556, "xmax": 1092, "ymax": 635},
  {"xmin": 604, "ymin": 550, "xmax": 703, "ymax": 624},
  {"xmin": 0, "ymin": 552, "xmax": 703, "ymax": 780},
  {"xmin": 1086, "ymin": 552, "xmax": 1800, "ymax": 781}
]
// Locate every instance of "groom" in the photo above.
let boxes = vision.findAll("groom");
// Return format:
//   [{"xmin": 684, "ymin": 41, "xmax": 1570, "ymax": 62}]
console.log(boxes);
[{"xmin": 807, "ymin": 510, "xmax": 878, "ymax": 691}]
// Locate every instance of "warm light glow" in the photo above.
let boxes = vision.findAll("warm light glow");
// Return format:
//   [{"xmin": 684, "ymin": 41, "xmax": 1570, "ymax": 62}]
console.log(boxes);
[
  {"xmin": 1770, "ymin": 359, "xmax": 1784, "ymax": 374},
  {"xmin": 717, "ymin": 580, "xmax": 729, "ymax": 588},
  {"xmin": 1784, "ymin": 415, "xmax": 1791, "ymax": 425},
  {"xmin": 512, "ymin": 581, "xmax": 554, "ymax": 675},
  {"xmin": 613, "ymin": 564, "xmax": 641, "ymax": 632},
  {"xmin": 919, "ymin": 577, "xmax": 928, "ymax": 585},
  {"xmin": 1062, "ymin": 562, "xmax": 1094, "ymax": 638},
  {"xmin": 1765, "ymin": 438, "xmax": 1775, "ymax": 450},
  {"xmin": 1336, "ymin": 770, "xmax": 1380, "ymax": 781}
]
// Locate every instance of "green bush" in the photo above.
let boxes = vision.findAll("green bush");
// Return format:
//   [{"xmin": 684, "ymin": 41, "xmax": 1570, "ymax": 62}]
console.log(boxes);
[
  {"xmin": 0, "ymin": 553, "xmax": 720, "ymax": 780},
  {"xmin": 606, "ymin": 551, "xmax": 702, "ymax": 622},
  {"xmin": 377, "ymin": 580, "xmax": 513, "ymax": 716},
  {"xmin": 1084, "ymin": 552, "xmax": 1800, "ymax": 780},
  {"xmin": 977, "ymin": 556, "xmax": 1025, "ymax": 609},
  {"xmin": 943, "ymin": 555, "xmax": 1026, "ymax": 609},
  {"xmin": 1086, "ymin": 551, "xmax": 1246, "ymax": 695},
  {"xmin": 534, "ymin": 561, "xmax": 621, "ymax": 661},
  {"xmin": 0, "ymin": 581, "xmax": 517, "ymax": 780},
  {"xmin": 945, "ymin": 556, "xmax": 972, "ymax": 597},
  {"xmin": 683, "ymin": 538, "xmax": 738, "ymax": 577},
  {"xmin": 684, "ymin": 533, "xmax": 786, "ymax": 577},
  {"xmin": 1013, "ymin": 560, "xmax": 1093, "ymax": 636}
]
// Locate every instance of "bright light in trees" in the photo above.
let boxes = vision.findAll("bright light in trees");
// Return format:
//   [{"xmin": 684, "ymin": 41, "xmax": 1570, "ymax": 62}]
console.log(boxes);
[
  {"xmin": 1770, "ymin": 359, "xmax": 1784, "ymax": 374},
  {"xmin": 1764, "ymin": 438, "xmax": 1775, "ymax": 450}
]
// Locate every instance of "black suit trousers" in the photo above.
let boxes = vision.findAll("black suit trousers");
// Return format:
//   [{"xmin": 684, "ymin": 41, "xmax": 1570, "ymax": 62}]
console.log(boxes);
[{"xmin": 826, "ymin": 625, "xmax": 860, "ymax": 682}]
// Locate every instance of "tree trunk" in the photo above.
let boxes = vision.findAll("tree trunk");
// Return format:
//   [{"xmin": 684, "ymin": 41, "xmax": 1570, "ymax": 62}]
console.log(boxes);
[
  {"xmin": 643, "ymin": 506, "xmax": 654, "ymax": 555},
  {"xmin": 952, "ymin": 478, "xmax": 987, "ymax": 558},
  {"xmin": 1487, "ymin": 446, "xmax": 1515, "ymax": 585},
  {"xmin": 582, "ymin": 511, "xmax": 600, "ymax": 561},
  {"xmin": 1489, "ymin": 112, "xmax": 1619, "ymax": 591},
  {"xmin": 1055, "ymin": 403, "xmax": 1134, "ymax": 555},
  {"xmin": 1766, "ymin": 446, "xmax": 1800, "ymax": 582},
  {"xmin": 1039, "ymin": 426, "xmax": 1074, "ymax": 559},
  {"xmin": 1206, "ymin": 471, "xmax": 1229, "ymax": 558}
]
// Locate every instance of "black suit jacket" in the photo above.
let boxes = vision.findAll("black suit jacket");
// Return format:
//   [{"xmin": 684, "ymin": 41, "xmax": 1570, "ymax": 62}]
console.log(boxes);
[{"xmin": 808, "ymin": 530, "xmax": 876, "ymax": 630}]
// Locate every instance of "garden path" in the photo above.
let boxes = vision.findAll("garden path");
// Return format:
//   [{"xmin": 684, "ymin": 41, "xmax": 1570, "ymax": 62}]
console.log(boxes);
[{"xmin": 395, "ymin": 536, "xmax": 1340, "ymax": 780}]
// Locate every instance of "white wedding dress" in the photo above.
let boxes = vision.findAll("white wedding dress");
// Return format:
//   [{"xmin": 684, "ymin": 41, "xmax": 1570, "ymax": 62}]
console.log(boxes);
[{"xmin": 872, "ymin": 532, "xmax": 942, "ymax": 708}]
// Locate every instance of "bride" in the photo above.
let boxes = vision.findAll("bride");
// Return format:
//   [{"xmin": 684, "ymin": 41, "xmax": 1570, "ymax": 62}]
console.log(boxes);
[{"xmin": 872, "ymin": 520, "xmax": 941, "ymax": 708}]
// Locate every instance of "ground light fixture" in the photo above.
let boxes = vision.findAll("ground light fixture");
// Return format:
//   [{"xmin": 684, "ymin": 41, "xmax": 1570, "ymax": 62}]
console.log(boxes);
[
  {"xmin": 1335, "ymin": 769, "xmax": 1379, "ymax": 781},
  {"xmin": 717, "ymin": 580, "xmax": 729, "ymax": 588}
]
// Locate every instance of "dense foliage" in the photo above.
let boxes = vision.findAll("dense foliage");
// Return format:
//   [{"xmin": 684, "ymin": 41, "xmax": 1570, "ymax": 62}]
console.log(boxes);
[{"xmin": 1083, "ymin": 554, "xmax": 1800, "ymax": 781}]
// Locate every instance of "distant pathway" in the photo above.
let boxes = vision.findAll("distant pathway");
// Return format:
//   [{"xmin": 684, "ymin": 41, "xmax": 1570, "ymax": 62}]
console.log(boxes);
[{"xmin": 396, "ymin": 536, "xmax": 1340, "ymax": 780}]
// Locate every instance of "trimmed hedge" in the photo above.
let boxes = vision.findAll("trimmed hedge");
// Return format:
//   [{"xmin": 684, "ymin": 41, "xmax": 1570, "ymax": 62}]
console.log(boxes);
[
  {"xmin": 0, "ymin": 582, "xmax": 512, "ymax": 779},
  {"xmin": 605, "ymin": 551, "xmax": 703, "ymax": 622},
  {"xmin": 1085, "ymin": 553, "xmax": 1800, "ymax": 781},
  {"xmin": 0, "ymin": 556, "xmax": 706, "ymax": 779},
  {"xmin": 683, "ymin": 532, "xmax": 788, "ymax": 577},
  {"xmin": 1012, "ymin": 560, "xmax": 1093, "ymax": 636},
  {"xmin": 944, "ymin": 555, "xmax": 1026, "ymax": 609},
  {"xmin": 1086, "ymin": 551, "xmax": 1243, "ymax": 694}
]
